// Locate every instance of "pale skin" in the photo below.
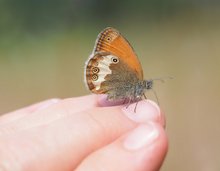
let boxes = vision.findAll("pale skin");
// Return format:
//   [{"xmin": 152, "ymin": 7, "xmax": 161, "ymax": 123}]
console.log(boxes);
[{"xmin": 0, "ymin": 95, "xmax": 168, "ymax": 171}]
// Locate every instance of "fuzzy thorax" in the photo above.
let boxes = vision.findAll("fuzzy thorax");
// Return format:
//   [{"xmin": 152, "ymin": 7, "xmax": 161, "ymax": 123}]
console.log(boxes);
[{"xmin": 131, "ymin": 80, "xmax": 153, "ymax": 100}]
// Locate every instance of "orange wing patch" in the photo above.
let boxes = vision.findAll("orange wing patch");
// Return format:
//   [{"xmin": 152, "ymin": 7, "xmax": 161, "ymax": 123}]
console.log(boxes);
[{"xmin": 93, "ymin": 27, "xmax": 143, "ymax": 80}]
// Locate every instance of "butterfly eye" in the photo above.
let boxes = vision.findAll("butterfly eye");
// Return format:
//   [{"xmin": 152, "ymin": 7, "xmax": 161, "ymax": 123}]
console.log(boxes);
[
  {"xmin": 92, "ymin": 67, "xmax": 100, "ymax": 73},
  {"xmin": 111, "ymin": 57, "xmax": 119, "ymax": 64},
  {"xmin": 92, "ymin": 74, "xmax": 98, "ymax": 81},
  {"xmin": 106, "ymin": 36, "xmax": 112, "ymax": 42}
]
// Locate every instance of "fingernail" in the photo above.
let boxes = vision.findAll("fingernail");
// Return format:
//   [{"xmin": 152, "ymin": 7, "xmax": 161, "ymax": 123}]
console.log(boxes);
[
  {"xmin": 97, "ymin": 94, "xmax": 124, "ymax": 107},
  {"xmin": 123, "ymin": 123, "xmax": 159, "ymax": 150},
  {"xmin": 37, "ymin": 99, "xmax": 60, "ymax": 110},
  {"xmin": 122, "ymin": 100, "xmax": 161, "ymax": 123}
]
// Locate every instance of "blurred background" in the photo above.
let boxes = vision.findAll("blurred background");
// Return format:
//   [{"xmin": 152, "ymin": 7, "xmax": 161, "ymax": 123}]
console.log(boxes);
[{"xmin": 0, "ymin": 0, "xmax": 220, "ymax": 170}]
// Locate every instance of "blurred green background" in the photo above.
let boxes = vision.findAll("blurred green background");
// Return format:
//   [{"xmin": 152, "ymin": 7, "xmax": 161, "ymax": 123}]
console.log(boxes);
[{"xmin": 0, "ymin": 0, "xmax": 220, "ymax": 170}]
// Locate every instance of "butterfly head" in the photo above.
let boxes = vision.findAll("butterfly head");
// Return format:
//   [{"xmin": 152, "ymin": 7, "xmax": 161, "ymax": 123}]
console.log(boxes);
[{"xmin": 144, "ymin": 79, "xmax": 153, "ymax": 90}]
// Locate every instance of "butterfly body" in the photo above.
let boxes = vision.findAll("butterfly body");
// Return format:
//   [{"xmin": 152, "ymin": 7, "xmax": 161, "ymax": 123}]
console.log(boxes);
[{"xmin": 85, "ymin": 27, "xmax": 153, "ymax": 103}]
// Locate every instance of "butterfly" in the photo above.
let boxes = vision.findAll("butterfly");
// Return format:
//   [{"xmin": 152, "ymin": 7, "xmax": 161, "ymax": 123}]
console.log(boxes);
[{"xmin": 84, "ymin": 27, "xmax": 155, "ymax": 109}]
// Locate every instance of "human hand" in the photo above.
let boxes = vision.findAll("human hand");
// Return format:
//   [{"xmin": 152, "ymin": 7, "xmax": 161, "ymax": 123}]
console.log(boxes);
[{"xmin": 0, "ymin": 95, "xmax": 168, "ymax": 171}]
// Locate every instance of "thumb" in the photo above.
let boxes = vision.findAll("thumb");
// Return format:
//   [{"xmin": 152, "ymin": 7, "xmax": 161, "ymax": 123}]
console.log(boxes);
[{"xmin": 76, "ymin": 122, "xmax": 168, "ymax": 171}]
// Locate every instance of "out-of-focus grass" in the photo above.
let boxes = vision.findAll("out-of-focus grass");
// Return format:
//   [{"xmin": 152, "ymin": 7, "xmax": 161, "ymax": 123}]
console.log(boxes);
[{"xmin": 0, "ymin": 10, "xmax": 220, "ymax": 171}]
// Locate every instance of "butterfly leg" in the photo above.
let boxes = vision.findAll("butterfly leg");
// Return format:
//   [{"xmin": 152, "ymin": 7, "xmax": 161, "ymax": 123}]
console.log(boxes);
[
  {"xmin": 143, "ymin": 93, "xmax": 147, "ymax": 99},
  {"xmin": 134, "ymin": 101, "xmax": 138, "ymax": 112},
  {"xmin": 134, "ymin": 97, "xmax": 142, "ymax": 112},
  {"xmin": 125, "ymin": 97, "xmax": 133, "ymax": 109}
]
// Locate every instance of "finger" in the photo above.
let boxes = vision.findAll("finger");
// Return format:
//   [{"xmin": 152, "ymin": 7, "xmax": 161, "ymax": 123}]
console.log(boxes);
[
  {"xmin": 97, "ymin": 95, "xmax": 164, "ymax": 127},
  {"xmin": 0, "ymin": 95, "xmax": 99, "ymax": 132},
  {"xmin": 0, "ymin": 98, "xmax": 60, "ymax": 126},
  {"xmin": 76, "ymin": 123, "xmax": 168, "ymax": 171},
  {"xmin": 0, "ymin": 100, "xmax": 163, "ymax": 171}
]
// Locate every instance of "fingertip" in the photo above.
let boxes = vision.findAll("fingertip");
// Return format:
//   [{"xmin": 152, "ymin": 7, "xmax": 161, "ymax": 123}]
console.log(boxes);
[
  {"xmin": 148, "ymin": 100, "xmax": 166, "ymax": 128},
  {"xmin": 147, "ymin": 100, "xmax": 161, "ymax": 115},
  {"xmin": 96, "ymin": 97, "xmax": 165, "ymax": 127},
  {"xmin": 122, "ymin": 100, "xmax": 165, "ymax": 127},
  {"xmin": 121, "ymin": 122, "xmax": 168, "ymax": 170}
]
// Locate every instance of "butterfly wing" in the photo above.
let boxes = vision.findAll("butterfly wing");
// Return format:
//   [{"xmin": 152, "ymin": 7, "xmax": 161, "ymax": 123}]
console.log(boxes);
[
  {"xmin": 85, "ymin": 27, "xmax": 144, "ymax": 100},
  {"xmin": 93, "ymin": 27, "xmax": 143, "ymax": 80}
]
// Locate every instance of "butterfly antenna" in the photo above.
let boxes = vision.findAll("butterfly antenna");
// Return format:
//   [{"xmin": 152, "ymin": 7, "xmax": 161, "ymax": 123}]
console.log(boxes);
[
  {"xmin": 152, "ymin": 76, "xmax": 174, "ymax": 83},
  {"xmin": 151, "ymin": 88, "xmax": 160, "ymax": 106}
]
